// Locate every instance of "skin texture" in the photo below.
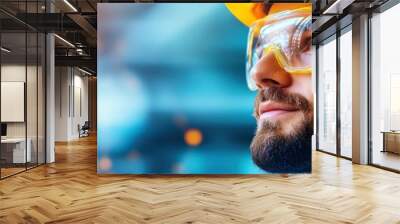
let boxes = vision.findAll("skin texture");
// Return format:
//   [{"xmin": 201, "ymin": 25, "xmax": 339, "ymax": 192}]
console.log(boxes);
[{"xmin": 249, "ymin": 34, "xmax": 313, "ymax": 173}]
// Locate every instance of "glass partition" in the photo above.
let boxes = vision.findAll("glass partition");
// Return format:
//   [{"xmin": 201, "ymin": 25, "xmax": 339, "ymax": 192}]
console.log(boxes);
[
  {"xmin": 317, "ymin": 37, "xmax": 337, "ymax": 154},
  {"xmin": 339, "ymin": 29, "xmax": 352, "ymax": 158},
  {"xmin": 0, "ymin": 1, "xmax": 46, "ymax": 179},
  {"xmin": 1, "ymin": 31, "xmax": 28, "ymax": 177}
]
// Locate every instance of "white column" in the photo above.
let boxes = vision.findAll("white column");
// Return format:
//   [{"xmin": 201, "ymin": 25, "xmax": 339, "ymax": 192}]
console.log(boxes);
[
  {"xmin": 46, "ymin": 32, "xmax": 55, "ymax": 163},
  {"xmin": 45, "ymin": 0, "xmax": 56, "ymax": 164},
  {"xmin": 352, "ymin": 14, "xmax": 369, "ymax": 164}
]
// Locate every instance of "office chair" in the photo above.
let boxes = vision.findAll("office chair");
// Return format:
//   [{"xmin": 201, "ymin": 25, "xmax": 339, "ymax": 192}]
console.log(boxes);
[{"xmin": 79, "ymin": 121, "xmax": 90, "ymax": 138}]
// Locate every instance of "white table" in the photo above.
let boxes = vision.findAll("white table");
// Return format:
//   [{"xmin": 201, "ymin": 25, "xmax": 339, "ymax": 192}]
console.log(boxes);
[{"xmin": 1, "ymin": 138, "xmax": 31, "ymax": 163}]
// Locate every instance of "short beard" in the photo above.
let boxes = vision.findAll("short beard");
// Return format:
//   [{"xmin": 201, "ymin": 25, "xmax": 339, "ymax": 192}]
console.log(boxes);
[{"xmin": 250, "ymin": 87, "xmax": 313, "ymax": 173}]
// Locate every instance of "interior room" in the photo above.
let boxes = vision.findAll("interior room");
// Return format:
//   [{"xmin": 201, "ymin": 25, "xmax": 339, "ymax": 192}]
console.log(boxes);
[{"xmin": 0, "ymin": 0, "xmax": 400, "ymax": 223}]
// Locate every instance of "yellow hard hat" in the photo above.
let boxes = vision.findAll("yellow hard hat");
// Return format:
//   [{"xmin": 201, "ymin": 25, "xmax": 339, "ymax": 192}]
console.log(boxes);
[{"xmin": 225, "ymin": 3, "xmax": 311, "ymax": 27}]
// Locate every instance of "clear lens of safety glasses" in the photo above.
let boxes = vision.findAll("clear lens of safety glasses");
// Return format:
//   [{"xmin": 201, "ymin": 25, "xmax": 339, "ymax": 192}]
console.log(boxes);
[{"xmin": 246, "ymin": 8, "xmax": 312, "ymax": 91}]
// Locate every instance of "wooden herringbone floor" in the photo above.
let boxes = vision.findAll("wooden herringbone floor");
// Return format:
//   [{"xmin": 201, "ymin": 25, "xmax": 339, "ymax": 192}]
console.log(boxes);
[{"xmin": 1, "ymin": 135, "xmax": 400, "ymax": 224}]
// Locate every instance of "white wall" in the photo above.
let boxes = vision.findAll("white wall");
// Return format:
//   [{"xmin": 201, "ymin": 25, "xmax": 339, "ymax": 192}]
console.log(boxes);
[
  {"xmin": 55, "ymin": 66, "xmax": 69, "ymax": 141},
  {"xmin": 1, "ymin": 65, "xmax": 27, "ymax": 143},
  {"xmin": 71, "ymin": 73, "xmax": 89, "ymax": 138},
  {"xmin": 1, "ymin": 65, "xmax": 38, "ymax": 138},
  {"xmin": 55, "ymin": 67, "xmax": 89, "ymax": 141}
]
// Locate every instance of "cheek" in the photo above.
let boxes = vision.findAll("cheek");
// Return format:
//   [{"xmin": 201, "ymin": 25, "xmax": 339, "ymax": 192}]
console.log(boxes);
[
  {"xmin": 253, "ymin": 93, "xmax": 263, "ymax": 119},
  {"xmin": 290, "ymin": 75, "xmax": 313, "ymax": 104}
]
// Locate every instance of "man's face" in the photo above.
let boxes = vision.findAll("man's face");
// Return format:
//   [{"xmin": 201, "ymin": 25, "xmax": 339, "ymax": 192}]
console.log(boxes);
[{"xmin": 248, "ymin": 13, "xmax": 313, "ymax": 173}]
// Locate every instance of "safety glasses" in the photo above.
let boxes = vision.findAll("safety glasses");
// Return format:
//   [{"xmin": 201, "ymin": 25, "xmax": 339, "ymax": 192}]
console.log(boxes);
[{"xmin": 246, "ymin": 8, "xmax": 312, "ymax": 91}]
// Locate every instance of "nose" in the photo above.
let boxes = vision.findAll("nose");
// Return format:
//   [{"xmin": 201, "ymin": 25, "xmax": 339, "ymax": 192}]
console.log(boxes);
[{"xmin": 251, "ymin": 51, "xmax": 292, "ymax": 89}]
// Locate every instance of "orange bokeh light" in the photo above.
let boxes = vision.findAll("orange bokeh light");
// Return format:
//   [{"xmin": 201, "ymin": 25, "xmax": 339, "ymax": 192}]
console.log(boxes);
[
  {"xmin": 99, "ymin": 157, "xmax": 112, "ymax": 171},
  {"xmin": 184, "ymin": 128, "xmax": 203, "ymax": 147}
]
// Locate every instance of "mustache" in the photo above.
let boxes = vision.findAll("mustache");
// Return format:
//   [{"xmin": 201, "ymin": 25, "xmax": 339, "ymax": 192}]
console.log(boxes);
[{"xmin": 254, "ymin": 87, "xmax": 311, "ymax": 117}]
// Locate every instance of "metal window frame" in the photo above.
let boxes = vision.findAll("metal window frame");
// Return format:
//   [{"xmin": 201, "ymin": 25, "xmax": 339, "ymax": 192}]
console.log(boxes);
[
  {"xmin": 315, "ymin": 0, "xmax": 400, "ymax": 173},
  {"xmin": 315, "ymin": 23, "xmax": 353, "ymax": 162}
]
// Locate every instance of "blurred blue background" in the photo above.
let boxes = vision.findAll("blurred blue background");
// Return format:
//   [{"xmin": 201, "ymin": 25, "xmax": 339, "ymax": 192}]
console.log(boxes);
[{"xmin": 97, "ymin": 3, "xmax": 265, "ymax": 174}]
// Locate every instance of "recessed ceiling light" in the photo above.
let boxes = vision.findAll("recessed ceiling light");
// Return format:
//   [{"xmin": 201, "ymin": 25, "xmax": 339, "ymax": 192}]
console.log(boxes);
[
  {"xmin": 323, "ymin": 0, "xmax": 355, "ymax": 15},
  {"xmin": 1, "ymin": 47, "xmax": 11, "ymax": 53},
  {"xmin": 63, "ymin": 0, "xmax": 78, "ymax": 12},
  {"xmin": 78, "ymin": 67, "xmax": 93, "ymax": 76},
  {"xmin": 54, "ymin": 34, "xmax": 75, "ymax": 48}
]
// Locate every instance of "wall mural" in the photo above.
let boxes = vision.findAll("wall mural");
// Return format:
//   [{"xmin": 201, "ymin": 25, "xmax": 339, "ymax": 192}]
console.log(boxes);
[{"xmin": 98, "ymin": 3, "xmax": 312, "ymax": 174}]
